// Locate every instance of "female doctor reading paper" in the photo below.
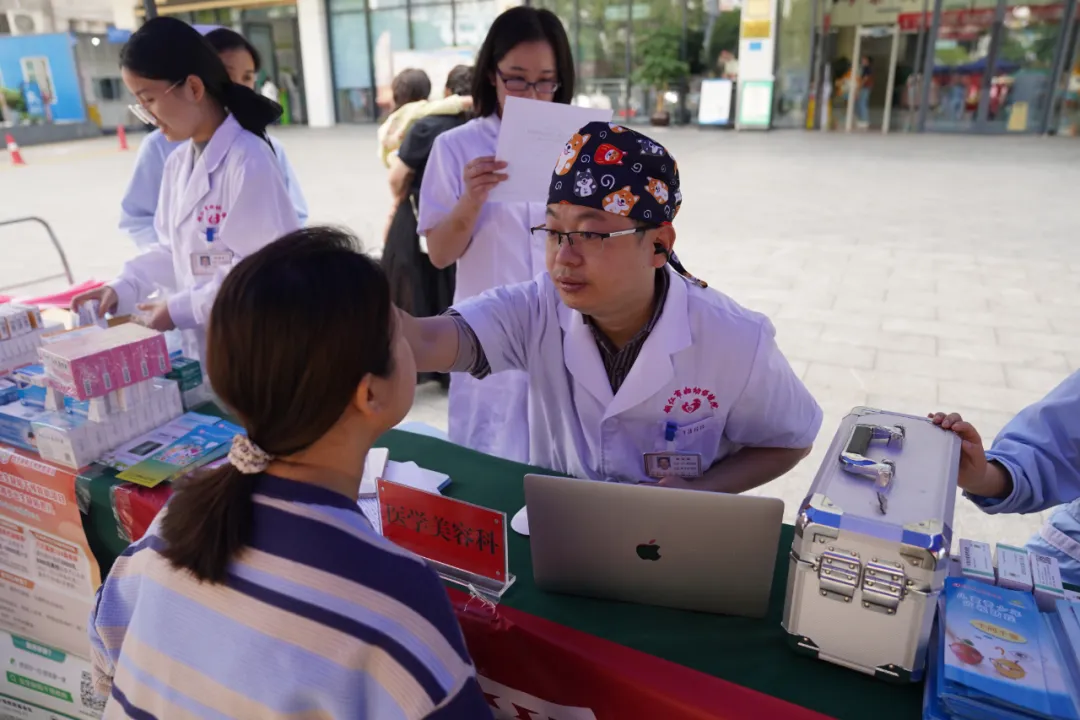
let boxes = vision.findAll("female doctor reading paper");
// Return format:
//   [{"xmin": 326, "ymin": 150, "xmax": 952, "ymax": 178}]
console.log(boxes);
[
  {"xmin": 73, "ymin": 17, "xmax": 300, "ymax": 360},
  {"xmin": 118, "ymin": 27, "xmax": 308, "ymax": 250},
  {"xmin": 419, "ymin": 6, "xmax": 575, "ymax": 462}
]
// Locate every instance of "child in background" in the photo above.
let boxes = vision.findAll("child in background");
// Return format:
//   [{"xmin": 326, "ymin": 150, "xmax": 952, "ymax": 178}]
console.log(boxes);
[
  {"xmin": 89, "ymin": 227, "xmax": 491, "ymax": 719},
  {"xmin": 378, "ymin": 68, "xmax": 472, "ymax": 168}
]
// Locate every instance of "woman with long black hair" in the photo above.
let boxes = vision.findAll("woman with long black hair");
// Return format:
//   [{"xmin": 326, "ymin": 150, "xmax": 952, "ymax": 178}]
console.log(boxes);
[
  {"xmin": 74, "ymin": 17, "xmax": 300, "ymax": 362},
  {"xmin": 418, "ymin": 7, "xmax": 575, "ymax": 461}
]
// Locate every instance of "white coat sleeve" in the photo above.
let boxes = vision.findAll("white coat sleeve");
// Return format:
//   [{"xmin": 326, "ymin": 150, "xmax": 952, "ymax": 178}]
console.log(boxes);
[
  {"xmin": 110, "ymin": 146, "xmax": 184, "ymax": 315},
  {"xmin": 450, "ymin": 280, "xmax": 540, "ymax": 374},
  {"xmin": 417, "ymin": 133, "xmax": 462, "ymax": 236},
  {"xmin": 270, "ymin": 137, "xmax": 309, "ymax": 225},
  {"xmin": 118, "ymin": 131, "xmax": 170, "ymax": 250},
  {"xmin": 167, "ymin": 143, "xmax": 301, "ymax": 330},
  {"xmin": 723, "ymin": 318, "xmax": 823, "ymax": 449}
]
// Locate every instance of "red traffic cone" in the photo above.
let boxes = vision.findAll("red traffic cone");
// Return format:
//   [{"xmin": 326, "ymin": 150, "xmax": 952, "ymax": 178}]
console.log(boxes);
[
  {"xmin": 117, "ymin": 125, "xmax": 128, "ymax": 151},
  {"xmin": 5, "ymin": 134, "xmax": 25, "ymax": 166}
]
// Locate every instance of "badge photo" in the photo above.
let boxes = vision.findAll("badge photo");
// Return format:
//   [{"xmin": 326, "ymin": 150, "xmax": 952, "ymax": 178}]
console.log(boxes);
[
  {"xmin": 190, "ymin": 251, "xmax": 234, "ymax": 276},
  {"xmin": 644, "ymin": 452, "xmax": 702, "ymax": 479}
]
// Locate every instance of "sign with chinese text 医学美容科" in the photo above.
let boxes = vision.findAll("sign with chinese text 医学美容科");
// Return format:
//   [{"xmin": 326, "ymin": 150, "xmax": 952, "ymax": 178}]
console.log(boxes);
[{"xmin": 378, "ymin": 480, "xmax": 509, "ymax": 586}]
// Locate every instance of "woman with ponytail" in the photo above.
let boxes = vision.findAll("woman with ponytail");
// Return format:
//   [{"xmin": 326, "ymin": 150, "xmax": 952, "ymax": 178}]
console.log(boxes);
[
  {"xmin": 88, "ymin": 227, "xmax": 491, "ymax": 719},
  {"xmin": 73, "ymin": 17, "xmax": 300, "ymax": 363}
]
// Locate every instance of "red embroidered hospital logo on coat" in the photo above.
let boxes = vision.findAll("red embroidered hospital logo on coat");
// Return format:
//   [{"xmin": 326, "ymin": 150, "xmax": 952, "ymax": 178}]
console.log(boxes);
[
  {"xmin": 664, "ymin": 387, "xmax": 718, "ymax": 414},
  {"xmin": 197, "ymin": 204, "xmax": 227, "ymax": 226}
]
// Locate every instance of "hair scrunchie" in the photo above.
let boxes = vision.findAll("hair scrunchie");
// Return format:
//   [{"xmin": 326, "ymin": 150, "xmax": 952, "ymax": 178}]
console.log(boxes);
[{"xmin": 228, "ymin": 435, "xmax": 272, "ymax": 475}]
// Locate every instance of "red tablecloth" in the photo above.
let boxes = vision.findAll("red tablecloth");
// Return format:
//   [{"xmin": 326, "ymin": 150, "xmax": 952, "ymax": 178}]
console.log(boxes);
[{"xmin": 449, "ymin": 588, "xmax": 834, "ymax": 720}]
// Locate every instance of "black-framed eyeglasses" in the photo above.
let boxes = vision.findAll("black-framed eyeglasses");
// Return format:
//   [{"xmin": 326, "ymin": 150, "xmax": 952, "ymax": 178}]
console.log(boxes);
[
  {"xmin": 530, "ymin": 225, "xmax": 655, "ymax": 256},
  {"xmin": 496, "ymin": 69, "xmax": 560, "ymax": 95}
]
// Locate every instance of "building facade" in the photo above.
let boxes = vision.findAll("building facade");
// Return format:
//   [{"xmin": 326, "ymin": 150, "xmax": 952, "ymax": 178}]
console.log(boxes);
[{"xmin": 765, "ymin": 0, "xmax": 1080, "ymax": 135}]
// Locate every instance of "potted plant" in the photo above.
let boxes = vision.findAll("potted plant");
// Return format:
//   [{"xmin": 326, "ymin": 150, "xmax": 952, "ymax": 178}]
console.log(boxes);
[{"xmin": 633, "ymin": 27, "xmax": 691, "ymax": 127}]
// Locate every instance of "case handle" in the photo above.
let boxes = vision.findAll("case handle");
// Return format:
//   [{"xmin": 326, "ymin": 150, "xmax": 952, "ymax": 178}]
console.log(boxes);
[{"xmin": 839, "ymin": 423, "xmax": 905, "ymax": 494}]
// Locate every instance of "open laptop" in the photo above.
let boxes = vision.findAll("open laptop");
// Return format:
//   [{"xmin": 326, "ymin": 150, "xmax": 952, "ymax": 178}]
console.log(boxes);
[{"xmin": 523, "ymin": 474, "xmax": 785, "ymax": 618}]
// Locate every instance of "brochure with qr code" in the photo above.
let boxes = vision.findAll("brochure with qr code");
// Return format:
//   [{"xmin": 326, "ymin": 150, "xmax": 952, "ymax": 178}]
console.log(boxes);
[
  {"xmin": 116, "ymin": 424, "xmax": 233, "ymax": 488},
  {"xmin": 0, "ymin": 630, "xmax": 104, "ymax": 719}
]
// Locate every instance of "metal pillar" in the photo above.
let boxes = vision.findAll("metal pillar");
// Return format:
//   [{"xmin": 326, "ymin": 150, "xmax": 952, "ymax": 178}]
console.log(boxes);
[
  {"xmin": 908, "ymin": 0, "xmax": 929, "ymax": 130},
  {"xmin": 845, "ymin": 27, "xmax": 863, "ymax": 131},
  {"xmin": 882, "ymin": 23, "xmax": 901, "ymax": 133},
  {"xmin": 916, "ymin": 0, "xmax": 945, "ymax": 131},
  {"xmin": 142, "ymin": 0, "xmax": 157, "ymax": 19}
]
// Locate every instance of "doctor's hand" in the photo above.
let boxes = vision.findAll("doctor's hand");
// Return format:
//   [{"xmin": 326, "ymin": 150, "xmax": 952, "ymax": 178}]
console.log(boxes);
[
  {"xmin": 658, "ymin": 475, "xmax": 700, "ymax": 491},
  {"xmin": 71, "ymin": 286, "xmax": 119, "ymax": 316},
  {"xmin": 928, "ymin": 411, "xmax": 1010, "ymax": 499},
  {"xmin": 462, "ymin": 156, "xmax": 508, "ymax": 207},
  {"xmin": 135, "ymin": 302, "xmax": 175, "ymax": 332}
]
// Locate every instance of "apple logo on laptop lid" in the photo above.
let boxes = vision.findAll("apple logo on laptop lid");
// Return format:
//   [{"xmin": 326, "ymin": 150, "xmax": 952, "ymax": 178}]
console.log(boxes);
[{"xmin": 636, "ymin": 540, "xmax": 661, "ymax": 561}]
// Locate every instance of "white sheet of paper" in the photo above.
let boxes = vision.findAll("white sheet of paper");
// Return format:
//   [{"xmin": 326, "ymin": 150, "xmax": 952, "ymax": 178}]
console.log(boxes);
[
  {"xmin": 358, "ymin": 447, "xmax": 390, "ymax": 498},
  {"xmin": 383, "ymin": 460, "xmax": 449, "ymax": 495},
  {"xmin": 488, "ymin": 97, "xmax": 613, "ymax": 203},
  {"xmin": 359, "ymin": 498, "xmax": 382, "ymax": 534}
]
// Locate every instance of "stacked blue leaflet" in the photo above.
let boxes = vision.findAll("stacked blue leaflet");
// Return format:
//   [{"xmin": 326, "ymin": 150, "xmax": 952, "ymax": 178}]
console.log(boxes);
[{"xmin": 923, "ymin": 578, "xmax": 1080, "ymax": 720}]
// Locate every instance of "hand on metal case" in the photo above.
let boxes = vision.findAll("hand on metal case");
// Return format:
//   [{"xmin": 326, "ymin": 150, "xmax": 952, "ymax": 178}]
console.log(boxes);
[
  {"xmin": 928, "ymin": 411, "xmax": 989, "ymax": 494},
  {"xmin": 658, "ymin": 475, "xmax": 698, "ymax": 490}
]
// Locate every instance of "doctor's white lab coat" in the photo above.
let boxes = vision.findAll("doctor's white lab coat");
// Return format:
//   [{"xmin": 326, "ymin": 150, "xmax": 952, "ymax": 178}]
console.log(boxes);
[
  {"xmin": 109, "ymin": 115, "xmax": 301, "ymax": 362},
  {"xmin": 119, "ymin": 129, "xmax": 309, "ymax": 250},
  {"xmin": 453, "ymin": 268, "xmax": 824, "ymax": 484},
  {"xmin": 419, "ymin": 114, "xmax": 546, "ymax": 463}
]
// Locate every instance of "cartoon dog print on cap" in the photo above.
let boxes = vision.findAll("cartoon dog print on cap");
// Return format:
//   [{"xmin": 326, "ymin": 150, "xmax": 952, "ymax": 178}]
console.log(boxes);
[
  {"xmin": 594, "ymin": 143, "xmax": 626, "ymax": 165},
  {"xmin": 555, "ymin": 132, "xmax": 591, "ymax": 176},
  {"xmin": 645, "ymin": 177, "xmax": 669, "ymax": 205},
  {"xmin": 603, "ymin": 186, "xmax": 640, "ymax": 216},
  {"xmin": 574, "ymin": 168, "xmax": 597, "ymax": 198},
  {"xmin": 637, "ymin": 138, "xmax": 666, "ymax": 156}
]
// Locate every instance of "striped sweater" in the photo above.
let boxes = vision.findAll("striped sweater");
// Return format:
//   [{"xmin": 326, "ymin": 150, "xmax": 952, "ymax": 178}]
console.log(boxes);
[{"xmin": 89, "ymin": 474, "xmax": 491, "ymax": 719}]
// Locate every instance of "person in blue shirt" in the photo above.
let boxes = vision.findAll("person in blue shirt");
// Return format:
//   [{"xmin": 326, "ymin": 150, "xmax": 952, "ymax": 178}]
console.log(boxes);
[
  {"xmin": 931, "ymin": 370, "xmax": 1080, "ymax": 582},
  {"xmin": 119, "ymin": 27, "xmax": 308, "ymax": 249}
]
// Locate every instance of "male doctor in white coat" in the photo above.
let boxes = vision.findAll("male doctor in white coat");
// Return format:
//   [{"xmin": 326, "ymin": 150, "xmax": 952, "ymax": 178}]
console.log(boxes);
[{"xmin": 401, "ymin": 122, "xmax": 823, "ymax": 491}]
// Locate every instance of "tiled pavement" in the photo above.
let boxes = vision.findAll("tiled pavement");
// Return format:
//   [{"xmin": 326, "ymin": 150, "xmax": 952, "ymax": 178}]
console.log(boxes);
[{"xmin": 3, "ymin": 125, "xmax": 1078, "ymax": 548}]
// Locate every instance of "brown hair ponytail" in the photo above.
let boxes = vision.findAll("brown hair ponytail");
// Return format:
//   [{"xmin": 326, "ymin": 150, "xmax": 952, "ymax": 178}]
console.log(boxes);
[{"xmin": 159, "ymin": 227, "xmax": 395, "ymax": 583}]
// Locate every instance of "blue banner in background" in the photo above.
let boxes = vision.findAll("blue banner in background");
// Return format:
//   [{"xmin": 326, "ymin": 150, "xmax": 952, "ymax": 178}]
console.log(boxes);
[{"xmin": 22, "ymin": 81, "xmax": 44, "ymax": 118}]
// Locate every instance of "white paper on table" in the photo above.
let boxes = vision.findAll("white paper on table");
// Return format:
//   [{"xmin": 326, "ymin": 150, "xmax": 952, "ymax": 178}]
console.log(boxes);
[
  {"xmin": 383, "ymin": 460, "xmax": 449, "ymax": 495},
  {"xmin": 488, "ymin": 96, "xmax": 613, "ymax": 204},
  {"xmin": 359, "ymin": 498, "xmax": 382, "ymax": 534},
  {"xmin": 358, "ymin": 447, "xmax": 390, "ymax": 498}
]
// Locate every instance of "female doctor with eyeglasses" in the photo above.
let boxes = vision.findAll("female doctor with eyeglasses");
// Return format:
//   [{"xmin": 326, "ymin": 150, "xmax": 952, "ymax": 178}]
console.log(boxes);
[
  {"xmin": 73, "ymin": 17, "xmax": 299, "ymax": 363},
  {"xmin": 418, "ymin": 6, "xmax": 575, "ymax": 463}
]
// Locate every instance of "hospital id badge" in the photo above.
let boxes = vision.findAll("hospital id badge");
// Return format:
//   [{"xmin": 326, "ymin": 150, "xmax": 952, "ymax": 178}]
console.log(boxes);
[
  {"xmin": 190, "ymin": 251, "xmax": 234, "ymax": 276},
  {"xmin": 643, "ymin": 452, "xmax": 702, "ymax": 480}
]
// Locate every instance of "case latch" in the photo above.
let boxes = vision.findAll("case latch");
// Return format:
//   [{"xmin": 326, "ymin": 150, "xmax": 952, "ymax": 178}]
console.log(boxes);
[
  {"xmin": 817, "ymin": 549, "xmax": 862, "ymax": 602},
  {"xmin": 862, "ymin": 560, "xmax": 906, "ymax": 613}
]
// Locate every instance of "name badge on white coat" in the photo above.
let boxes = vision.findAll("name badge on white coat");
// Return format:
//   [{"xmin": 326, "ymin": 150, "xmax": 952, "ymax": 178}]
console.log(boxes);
[{"xmin": 190, "ymin": 251, "xmax": 234, "ymax": 276}]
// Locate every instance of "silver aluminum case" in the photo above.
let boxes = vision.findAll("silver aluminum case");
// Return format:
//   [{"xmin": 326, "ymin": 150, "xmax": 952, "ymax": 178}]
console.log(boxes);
[{"xmin": 781, "ymin": 406, "xmax": 959, "ymax": 683}]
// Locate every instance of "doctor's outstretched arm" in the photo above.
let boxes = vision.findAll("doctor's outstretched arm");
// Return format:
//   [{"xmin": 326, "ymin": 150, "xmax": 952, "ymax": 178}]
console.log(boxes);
[{"xmin": 660, "ymin": 447, "xmax": 813, "ymax": 494}]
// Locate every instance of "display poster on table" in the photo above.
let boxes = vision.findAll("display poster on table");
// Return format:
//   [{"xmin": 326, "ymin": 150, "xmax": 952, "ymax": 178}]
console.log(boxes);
[
  {"xmin": 377, "ymin": 480, "xmax": 511, "ymax": 592},
  {"xmin": 0, "ymin": 630, "xmax": 103, "ymax": 719},
  {"xmin": 0, "ymin": 447, "xmax": 100, "ymax": 658}
]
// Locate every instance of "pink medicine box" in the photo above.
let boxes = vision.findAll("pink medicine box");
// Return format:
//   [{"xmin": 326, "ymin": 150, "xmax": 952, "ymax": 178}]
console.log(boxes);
[{"xmin": 39, "ymin": 324, "xmax": 171, "ymax": 400}]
